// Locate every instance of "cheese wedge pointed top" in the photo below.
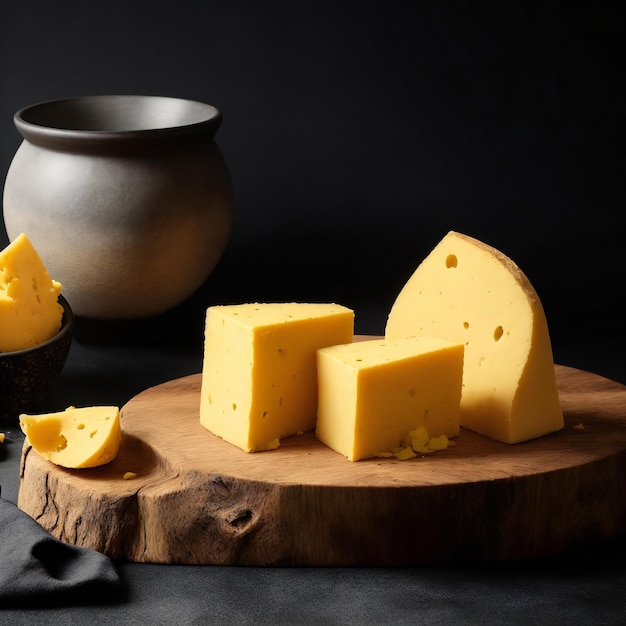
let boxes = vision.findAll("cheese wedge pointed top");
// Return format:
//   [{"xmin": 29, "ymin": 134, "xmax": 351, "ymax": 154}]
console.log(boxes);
[{"xmin": 385, "ymin": 231, "xmax": 563, "ymax": 443}]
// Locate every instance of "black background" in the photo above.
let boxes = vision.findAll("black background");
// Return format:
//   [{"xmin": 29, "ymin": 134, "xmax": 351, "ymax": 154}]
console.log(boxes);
[{"xmin": 1, "ymin": 1, "xmax": 625, "ymax": 381}]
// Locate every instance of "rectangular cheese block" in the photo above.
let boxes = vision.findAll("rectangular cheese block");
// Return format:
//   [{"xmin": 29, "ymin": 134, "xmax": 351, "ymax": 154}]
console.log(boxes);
[
  {"xmin": 315, "ymin": 336, "xmax": 463, "ymax": 461},
  {"xmin": 200, "ymin": 303, "xmax": 354, "ymax": 452},
  {"xmin": 0, "ymin": 233, "xmax": 62, "ymax": 352}
]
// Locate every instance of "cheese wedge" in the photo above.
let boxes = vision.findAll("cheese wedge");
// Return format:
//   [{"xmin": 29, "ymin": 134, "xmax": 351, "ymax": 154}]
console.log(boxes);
[
  {"xmin": 316, "ymin": 336, "xmax": 463, "ymax": 461},
  {"xmin": 0, "ymin": 233, "xmax": 63, "ymax": 352},
  {"xmin": 385, "ymin": 231, "xmax": 563, "ymax": 443},
  {"xmin": 200, "ymin": 303, "xmax": 354, "ymax": 452},
  {"xmin": 19, "ymin": 406, "xmax": 121, "ymax": 468}
]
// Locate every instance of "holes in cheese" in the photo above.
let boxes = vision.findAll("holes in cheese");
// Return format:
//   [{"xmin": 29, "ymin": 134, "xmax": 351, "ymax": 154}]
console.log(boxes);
[
  {"xmin": 19, "ymin": 406, "xmax": 121, "ymax": 468},
  {"xmin": 200, "ymin": 303, "xmax": 354, "ymax": 452},
  {"xmin": 386, "ymin": 231, "xmax": 563, "ymax": 444},
  {"xmin": 316, "ymin": 336, "xmax": 463, "ymax": 461},
  {"xmin": 445, "ymin": 254, "xmax": 458, "ymax": 268}
]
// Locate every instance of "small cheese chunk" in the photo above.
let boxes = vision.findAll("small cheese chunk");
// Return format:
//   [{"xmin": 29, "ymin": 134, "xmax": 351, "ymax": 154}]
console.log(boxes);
[
  {"xmin": 316, "ymin": 336, "xmax": 463, "ymax": 461},
  {"xmin": 200, "ymin": 303, "xmax": 354, "ymax": 452},
  {"xmin": 19, "ymin": 406, "xmax": 121, "ymax": 468},
  {"xmin": 0, "ymin": 233, "xmax": 63, "ymax": 352},
  {"xmin": 386, "ymin": 231, "xmax": 563, "ymax": 443}
]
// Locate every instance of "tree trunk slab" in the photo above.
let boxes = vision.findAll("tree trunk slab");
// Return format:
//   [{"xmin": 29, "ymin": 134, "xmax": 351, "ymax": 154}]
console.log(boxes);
[{"xmin": 18, "ymin": 359, "xmax": 626, "ymax": 565}]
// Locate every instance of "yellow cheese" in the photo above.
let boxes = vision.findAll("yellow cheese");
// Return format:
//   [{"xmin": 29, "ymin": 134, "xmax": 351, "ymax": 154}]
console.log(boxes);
[
  {"xmin": 19, "ymin": 406, "xmax": 121, "ymax": 468},
  {"xmin": 386, "ymin": 231, "xmax": 563, "ymax": 443},
  {"xmin": 315, "ymin": 336, "xmax": 463, "ymax": 461},
  {"xmin": 200, "ymin": 303, "xmax": 354, "ymax": 452},
  {"xmin": 0, "ymin": 233, "xmax": 63, "ymax": 352}
]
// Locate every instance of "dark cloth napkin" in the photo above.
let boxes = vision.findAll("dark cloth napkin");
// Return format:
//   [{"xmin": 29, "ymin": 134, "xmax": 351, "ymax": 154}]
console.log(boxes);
[{"xmin": 0, "ymin": 494, "xmax": 123, "ymax": 606}]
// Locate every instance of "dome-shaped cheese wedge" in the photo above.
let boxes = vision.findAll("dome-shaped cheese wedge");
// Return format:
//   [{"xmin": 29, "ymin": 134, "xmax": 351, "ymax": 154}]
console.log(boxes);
[
  {"xmin": 385, "ymin": 231, "xmax": 563, "ymax": 444},
  {"xmin": 0, "ymin": 233, "xmax": 63, "ymax": 352},
  {"xmin": 19, "ymin": 406, "xmax": 121, "ymax": 468}
]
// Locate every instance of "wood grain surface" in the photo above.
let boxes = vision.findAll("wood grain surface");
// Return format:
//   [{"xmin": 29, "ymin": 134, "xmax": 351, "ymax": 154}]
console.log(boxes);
[{"xmin": 17, "ymin": 348, "xmax": 626, "ymax": 565}]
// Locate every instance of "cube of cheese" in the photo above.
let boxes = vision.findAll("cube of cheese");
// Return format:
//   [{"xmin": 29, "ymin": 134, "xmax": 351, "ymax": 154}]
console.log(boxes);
[
  {"xmin": 316, "ymin": 336, "xmax": 464, "ymax": 461},
  {"xmin": 200, "ymin": 303, "xmax": 354, "ymax": 452},
  {"xmin": 0, "ymin": 233, "xmax": 63, "ymax": 352},
  {"xmin": 386, "ymin": 231, "xmax": 563, "ymax": 443},
  {"xmin": 19, "ymin": 406, "xmax": 121, "ymax": 469}
]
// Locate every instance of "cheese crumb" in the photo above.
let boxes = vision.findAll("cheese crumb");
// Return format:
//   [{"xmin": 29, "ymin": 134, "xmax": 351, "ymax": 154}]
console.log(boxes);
[
  {"xmin": 393, "ymin": 446, "xmax": 417, "ymax": 460},
  {"xmin": 378, "ymin": 428, "xmax": 451, "ymax": 460},
  {"xmin": 573, "ymin": 422, "xmax": 585, "ymax": 430},
  {"xmin": 409, "ymin": 427, "xmax": 429, "ymax": 449},
  {"xmin": 123, "ymin": 472, "xmax": 137, "ymax": 480},
  {"xmin": 427, "ymin": 434, "xmax": 450, "ymax": 451}
]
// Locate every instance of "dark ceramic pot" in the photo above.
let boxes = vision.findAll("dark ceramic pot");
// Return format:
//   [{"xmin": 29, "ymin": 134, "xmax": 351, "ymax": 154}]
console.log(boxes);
[{"xmin": 3, "ymin": 95, "xmax": 233, "ymax": 319}]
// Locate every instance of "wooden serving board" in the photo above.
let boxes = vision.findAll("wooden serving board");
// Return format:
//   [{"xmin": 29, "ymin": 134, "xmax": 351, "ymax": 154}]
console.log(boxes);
[{"xmin": 17, "ymin": 344, "xmax": 626, "ymax": 566}]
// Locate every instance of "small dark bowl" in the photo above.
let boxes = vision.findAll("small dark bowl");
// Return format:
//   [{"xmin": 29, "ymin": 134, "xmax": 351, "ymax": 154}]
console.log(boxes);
[{"xmin": 0, "ymin": 295, "xmax": 74, "ymax": 423}]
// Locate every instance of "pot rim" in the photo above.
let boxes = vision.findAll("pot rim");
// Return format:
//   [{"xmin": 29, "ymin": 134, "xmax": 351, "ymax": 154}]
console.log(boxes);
[{"xmin": 14, "ymin": 95, "xmax": 223, "ymax": 150}]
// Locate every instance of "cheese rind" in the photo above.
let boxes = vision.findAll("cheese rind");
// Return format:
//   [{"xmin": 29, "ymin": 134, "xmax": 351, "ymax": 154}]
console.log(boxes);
[
  {"xmin": 19, "ymin": 406, "xmax": 121, "ymax": 468},
  {"xmin": 200, "ymin": 303, "xmax": 354, "ymax": 452},
  {"xmin": 385, "ymin": 231, "xmax": 563, "ymax": 443},
  {"xmin": 0, "ymin": 233, "xmax": 63, "ymax": 352},
  {"xmin": 316, "ymin": 336, "xmax": 463, "ymax": 461}
]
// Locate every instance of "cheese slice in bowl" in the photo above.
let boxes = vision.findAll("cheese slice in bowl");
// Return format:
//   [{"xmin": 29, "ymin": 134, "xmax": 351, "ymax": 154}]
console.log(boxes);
[
  {"xmin": 19, "ymin": 406, "xmax": 121, "ymax": 468},
  {"xmin": 386, "ymin": 231, "xmax": 563, "ymax": 443},
  {"xmin": 0, "ymin": 233, "xmax": 63, "ymax": 352}
]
